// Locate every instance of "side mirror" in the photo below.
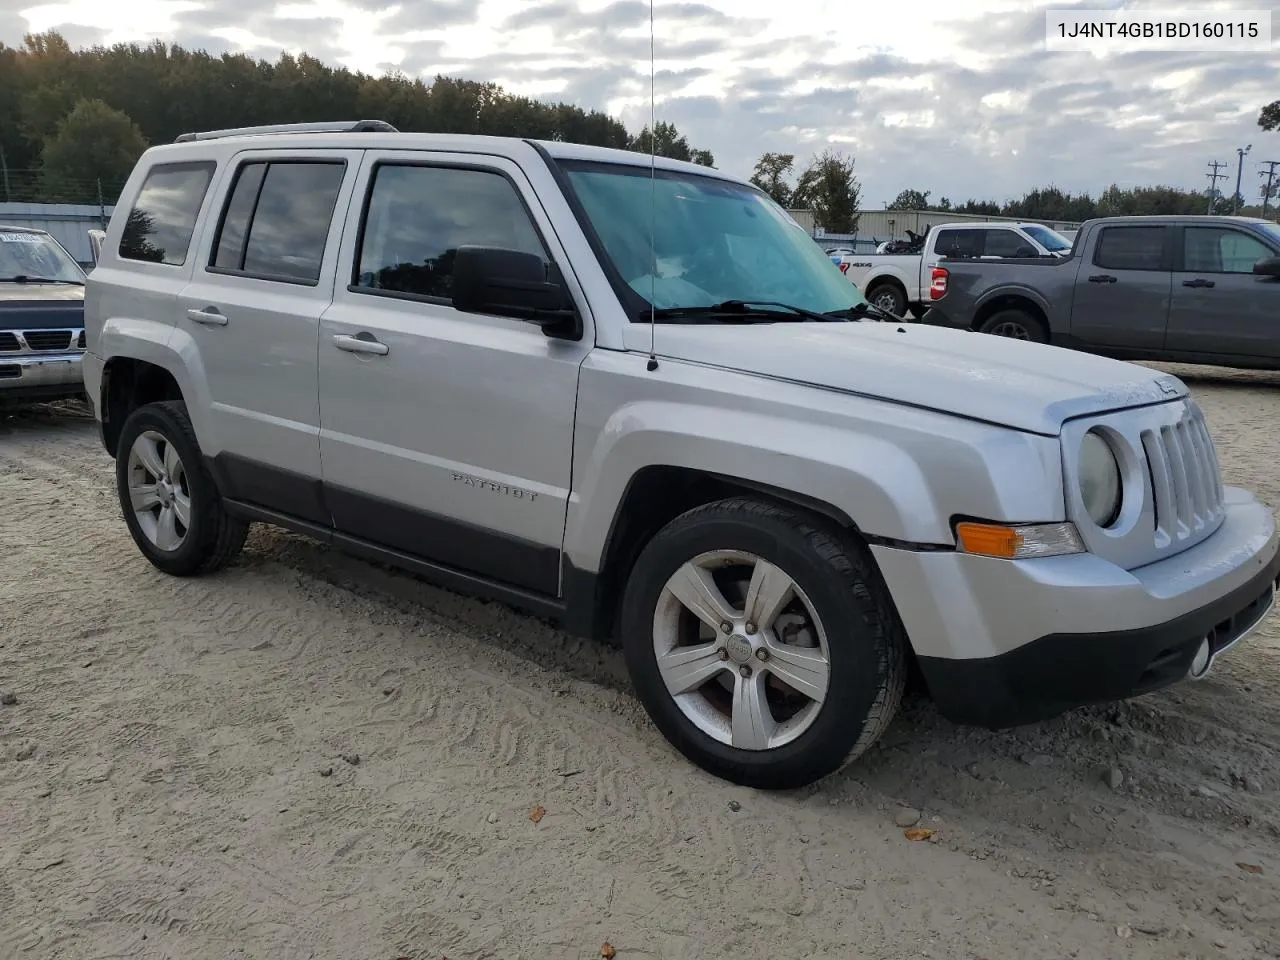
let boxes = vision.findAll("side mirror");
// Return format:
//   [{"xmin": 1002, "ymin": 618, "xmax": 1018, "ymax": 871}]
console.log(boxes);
[
  {"xmin": 1253, "ymin": 256, "xmax": 1280, "ymax": 279},
  {"xmin": 88, "ymin": 229, "xmax": 106, "ymax": 264},
  {"xmin": 1013, "ymin": 245, "xmax": 1038, "ymax": 258},
  {"xmin": 451, "ymin": 245, "xmax": 579, "ymax": 336}
]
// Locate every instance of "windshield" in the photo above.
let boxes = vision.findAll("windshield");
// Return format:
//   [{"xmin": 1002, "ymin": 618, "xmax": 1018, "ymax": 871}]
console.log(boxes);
[
  {"xmin": 560, "ymin": 161, "xmax": 867, "ymax": 317},
  {"xmin": 1257, "ymin": 222, "xmax": 1280, "ymax": 249},
  {"xmin": 0, "ymin": 230, "xmax": 85, "ymax": 282},
  {"xmin": 1021, "ymin": 224, "xmax": 1072, "ymax": 252}
]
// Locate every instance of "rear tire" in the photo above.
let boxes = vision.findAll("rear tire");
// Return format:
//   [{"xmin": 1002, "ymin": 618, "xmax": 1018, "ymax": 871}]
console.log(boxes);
[
  {"xmin": 865, "ymin": 282, "xmax": 908, "ymax": 317},
  {"xmin": 114, "ymin": 400, "xmax": 248, "ymax": 576},
  {"xmin": 978, "ymin": 308, "xmax": 1047, "ymax": 343},
  {"xmin": 618, "ymin": 497, "xmax": 907, "ymax": 790}
]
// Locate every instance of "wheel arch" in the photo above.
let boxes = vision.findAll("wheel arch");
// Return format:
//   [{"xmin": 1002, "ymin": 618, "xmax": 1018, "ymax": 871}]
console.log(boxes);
[
  {"xmin": 863, "ymin": 274, "xmax": 909, "ymax": 305},
  {"xmin": 97, "ymin": 320, "xmax": 212, "ymax": 458},
  {"xmin": 97, "ymin": 322, "xmax": 210, "ymax": 457},
  {"xmin": 971, "ymin": 291, "xmax": 1050, "ymax": 334},
  {"xmin": 562, "ymin": 464, "xmax": 870, "ymax": 643},
  {"xmin": 559, "ymin": 402, "xmax": 961, "ymax": 641}
]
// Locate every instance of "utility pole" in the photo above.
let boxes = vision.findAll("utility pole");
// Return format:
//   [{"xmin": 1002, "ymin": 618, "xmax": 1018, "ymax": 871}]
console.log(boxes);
[
  {"xmin": 1233, "ymin": 145, "xmax": 1252, "ymax": 214},
  {"xmin": 1260, "ymin": 160, "xmax": 1280, "ymax": 218},
  {"xmin": 1206, "ymin": 160, "xmax": 1228, "ymax": 214}
]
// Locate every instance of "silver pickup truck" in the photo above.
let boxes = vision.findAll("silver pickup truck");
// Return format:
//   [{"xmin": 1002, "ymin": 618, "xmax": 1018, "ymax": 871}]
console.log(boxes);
[{"xmin": 924, "ymin": 214, "xmax": 1280, "ymax": 368}]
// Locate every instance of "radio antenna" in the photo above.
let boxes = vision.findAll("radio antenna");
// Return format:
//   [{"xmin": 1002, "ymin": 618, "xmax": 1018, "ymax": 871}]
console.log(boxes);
[{"xmin": 645, "ymin": 0, "xmax": 659, "ymax": 372}]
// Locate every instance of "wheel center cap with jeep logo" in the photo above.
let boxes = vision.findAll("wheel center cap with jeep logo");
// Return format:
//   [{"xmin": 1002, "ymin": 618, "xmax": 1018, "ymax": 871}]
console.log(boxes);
[{"xmin": 725, "ymin": 633, "xmax": 753, "ymax": 664}]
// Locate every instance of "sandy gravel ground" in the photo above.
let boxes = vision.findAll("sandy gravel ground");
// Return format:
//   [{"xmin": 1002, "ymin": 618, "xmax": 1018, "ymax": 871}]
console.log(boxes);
[{"xmin": 2, "ymin": 362, "xmax": 1279, "ymax": 960}]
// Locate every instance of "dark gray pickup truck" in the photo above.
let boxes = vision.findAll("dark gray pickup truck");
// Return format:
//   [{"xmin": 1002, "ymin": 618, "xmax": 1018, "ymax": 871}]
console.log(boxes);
[
  {"xmin": 1, "ymin": 225, "xmax": 88, "ymax": 407},
  {"xmin": 924, "ymin": 215, "xmax": 1280, "ymax": 369}
]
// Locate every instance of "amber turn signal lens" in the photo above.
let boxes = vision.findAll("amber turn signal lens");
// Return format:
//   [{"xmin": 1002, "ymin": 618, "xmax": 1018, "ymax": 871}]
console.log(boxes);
[{"xmin": 955, "ymin": 522, "xmax": 1020, "ymax": 559}]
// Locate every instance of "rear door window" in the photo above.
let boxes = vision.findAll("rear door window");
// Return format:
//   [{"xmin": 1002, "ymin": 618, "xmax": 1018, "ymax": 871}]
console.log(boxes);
[
  {"xmin": 1094, "ymin": 226, "xmax": 1167, "ymax": 271},
  {"xmin": 934, "ymin": 229, "xmax": 983, "ymax": 258},
  {"xmin": 209, "ymin": 159, "xmax": 346, "ymax": 284},
  {"xmin": 118, "ymin": 161, "xmax": 216, "ymax": 266},
  {"xmin": 980, "ymin": 229, "xmax": 1028, "ymax": 257}
]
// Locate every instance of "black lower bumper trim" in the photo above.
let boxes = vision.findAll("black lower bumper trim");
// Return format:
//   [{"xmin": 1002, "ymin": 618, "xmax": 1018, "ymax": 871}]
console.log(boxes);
[{"xmin": 917, "ymin": 539, "xmax": 1280, "ymax": 729}]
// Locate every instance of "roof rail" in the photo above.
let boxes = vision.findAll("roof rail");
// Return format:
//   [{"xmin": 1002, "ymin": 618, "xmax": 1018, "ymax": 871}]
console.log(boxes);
[{"xmin": 173, "ymin": 119, "xmax": 399, "ymax": 143}]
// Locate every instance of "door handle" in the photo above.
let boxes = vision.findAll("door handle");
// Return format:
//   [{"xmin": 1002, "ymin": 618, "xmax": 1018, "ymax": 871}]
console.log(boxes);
[
  {"xmin": 187, "ymin": 306, "xmax": 228, "ymax": 326},
  {"xmin": 1087, "ymin": 274, "xmax": 1118, "ymax": 284},
  {"xmin": 1182, "ymin": 278, "xmax": 1215, "ymax": 288},
  {"xmin": 332, "ymin": 332, "xmax": 389, "ymax": 356}
]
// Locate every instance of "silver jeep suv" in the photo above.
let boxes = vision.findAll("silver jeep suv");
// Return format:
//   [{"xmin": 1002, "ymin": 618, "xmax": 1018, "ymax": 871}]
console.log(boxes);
[{"xmin": 83, "ymin": 120, "xmax": 1280, "ymax": 789}]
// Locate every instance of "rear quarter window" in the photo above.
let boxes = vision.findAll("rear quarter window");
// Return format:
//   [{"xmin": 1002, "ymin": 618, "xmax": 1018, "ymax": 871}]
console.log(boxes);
[{"xmin": 118, "ymin": 161, "xmax": 216, "ymax": 266}]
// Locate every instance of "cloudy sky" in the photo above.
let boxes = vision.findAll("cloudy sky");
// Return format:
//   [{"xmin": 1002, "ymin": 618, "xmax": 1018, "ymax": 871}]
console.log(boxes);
[{"xmin": 2, "ymin": 0, "xmax": 1276, "ymax": 205}]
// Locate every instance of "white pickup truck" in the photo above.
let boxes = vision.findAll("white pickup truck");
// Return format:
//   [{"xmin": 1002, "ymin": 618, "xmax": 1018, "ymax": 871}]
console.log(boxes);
[{"xmin": 839, "ymin": 221, "xmax": 1072, "ymax": 317}]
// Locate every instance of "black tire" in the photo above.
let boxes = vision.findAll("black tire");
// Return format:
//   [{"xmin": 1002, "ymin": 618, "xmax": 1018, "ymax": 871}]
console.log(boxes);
[
  {"xmin": 864, "ymin": 282, "xmax": 908, "ymax": 317},
  {"xmin": 114, "ymin": 400, "xmax": 248, "ymax": 576},
  {"xmin": 978, "ymin": 308, "xmax": 1048, "ymax": 343},
  {"xmin": 619, "ymin": 497, "xmax": 907, "ymax": 790}
]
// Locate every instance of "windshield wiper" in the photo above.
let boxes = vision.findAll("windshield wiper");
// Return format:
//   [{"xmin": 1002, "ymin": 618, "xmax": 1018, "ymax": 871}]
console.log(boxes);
[
  {"xmin": 647, "ymin": 300, "xmax": 846, "ymax": 324},
  {"xmin": 826, "ymin": 302, "xmax": 906, "ymax": 323},
  {"xmin": 0, "ymin": 275, "xmax": 84, "ymax": 285}
]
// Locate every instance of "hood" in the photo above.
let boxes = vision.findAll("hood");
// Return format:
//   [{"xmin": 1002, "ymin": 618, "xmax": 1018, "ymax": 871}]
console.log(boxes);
[
  {"xmin": 0, "ymin": 283, "xmax": 85, "ymax": 302},
  {"xmin": 638, "ymin": 321, "xmax": 1186, "ymax": 436},
  {"xmin": 0, "ymin": 285, "xmax": 85, "ymax": 331}
]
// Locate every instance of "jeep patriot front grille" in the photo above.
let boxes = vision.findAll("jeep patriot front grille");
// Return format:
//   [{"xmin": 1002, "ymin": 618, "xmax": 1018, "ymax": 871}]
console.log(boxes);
[{"xmin": 1141, "ymin": 405, "xmax": 1224, "ymax": 547}]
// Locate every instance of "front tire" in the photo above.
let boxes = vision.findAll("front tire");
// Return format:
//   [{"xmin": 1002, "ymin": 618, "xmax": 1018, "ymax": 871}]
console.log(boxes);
[
  {"xmin": 619, "ymin": 497, "xmax": 907, "ymax": 790},
  {"xmin": 114, "ymin": 400, "xmax": 248, "ymax": 576}
]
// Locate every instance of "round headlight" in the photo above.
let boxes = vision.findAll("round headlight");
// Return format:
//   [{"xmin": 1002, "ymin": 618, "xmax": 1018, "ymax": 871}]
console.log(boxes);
[{"xmin": 1079, "ymin": 430, "xmax": 1122, "ymax": 527}]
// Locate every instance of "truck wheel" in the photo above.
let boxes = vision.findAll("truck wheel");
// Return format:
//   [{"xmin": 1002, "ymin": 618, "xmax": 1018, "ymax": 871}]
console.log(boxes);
[
  {"xmin": 865, "ymin": 282, "xmax": 907, "ymax": 317},
  {"xmin": 618, "ymin": 497, "xmax": 907, "ymax": 790},
  {"xmin": 979, "ymin": 309, "xmax": 1047, "ymax": 343},
  {"xmin": 114, "ymin": 400, "xmax": 249, "ymax": 577}
]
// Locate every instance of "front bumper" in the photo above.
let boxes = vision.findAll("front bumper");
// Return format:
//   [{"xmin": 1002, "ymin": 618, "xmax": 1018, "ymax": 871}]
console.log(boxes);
[
  {"xmin": 872, "ymin": 487, "xmax": 1280, "ymax": 728},
  {"xmin": 0, "ymin": 351, "xmax": 86, "ymax": 403}
]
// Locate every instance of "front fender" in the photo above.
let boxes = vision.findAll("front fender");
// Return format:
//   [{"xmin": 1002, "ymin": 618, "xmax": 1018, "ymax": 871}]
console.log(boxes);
[{"xmin": 564, "ymin": 384, "xmax": 1066, "ymax": 574}]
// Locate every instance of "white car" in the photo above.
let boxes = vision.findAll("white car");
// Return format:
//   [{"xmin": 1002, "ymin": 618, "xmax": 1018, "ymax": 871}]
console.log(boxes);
[{"xmin": 82, "ymin": 120, "xmax": 1280, "ymax": 790}]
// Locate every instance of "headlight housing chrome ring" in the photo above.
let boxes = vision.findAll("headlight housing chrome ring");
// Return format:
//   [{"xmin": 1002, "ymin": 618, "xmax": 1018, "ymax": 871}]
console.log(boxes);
[{"xmin": 1079, "ymin": 429, "xmax": 1122, "ymax": 528}]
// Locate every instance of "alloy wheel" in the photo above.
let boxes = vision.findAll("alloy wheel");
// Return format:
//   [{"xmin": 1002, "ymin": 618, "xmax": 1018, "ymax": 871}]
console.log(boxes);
[
  {"xmin": 126, "ymin": 429, "xmax": 191, "ymax": 552},
  {"xmin": 651, "ymin": 549, "xmax": 831, "ymax": 751}
]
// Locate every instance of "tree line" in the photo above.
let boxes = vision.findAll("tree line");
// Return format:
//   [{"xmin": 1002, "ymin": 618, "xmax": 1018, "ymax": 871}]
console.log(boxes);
[
  {"xmin": 3, "ymin": 29, "xmax": 1274, "ymax": 222},
  {"xmin": 882, "ymin": 184, "xmax": 1273, "ymax": 221},
  {"xmin": 752, "ymin": 87, "xmax": 1279, "ymax": 232},
  {"xmin": 0, "ymin": 31, "xmax": 714, "ymax": 204}
]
